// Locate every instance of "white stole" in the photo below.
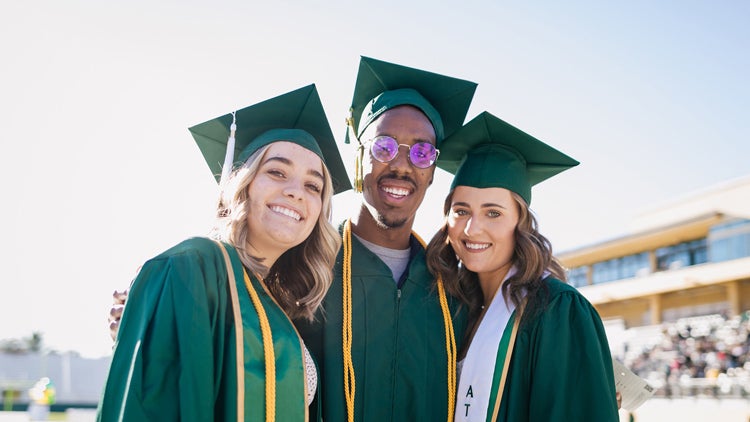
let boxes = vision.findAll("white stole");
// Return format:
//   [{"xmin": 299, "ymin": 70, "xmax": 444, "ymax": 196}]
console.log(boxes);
[{"xmin": 454, "ymin": 268, "xmax": 517, "ymax": 422}]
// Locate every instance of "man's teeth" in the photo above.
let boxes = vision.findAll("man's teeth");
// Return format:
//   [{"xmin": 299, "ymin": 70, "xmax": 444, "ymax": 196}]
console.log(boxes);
[
  {"xmin": 383, "ymin": 186, "xmax": 410, "ymax": 197},
  {"xmin": 465, "ymin": 242, "xmax": 490, "ymax": 250},
  {"xmin": 271, "ymin": 206, "xmax": 301, "ymax": 221}
]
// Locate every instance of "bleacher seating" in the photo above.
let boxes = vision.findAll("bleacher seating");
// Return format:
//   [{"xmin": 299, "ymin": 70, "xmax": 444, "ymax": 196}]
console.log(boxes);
[{"xmin": 615, "ymin": 312, "xmax": 750, "ymax": 398}]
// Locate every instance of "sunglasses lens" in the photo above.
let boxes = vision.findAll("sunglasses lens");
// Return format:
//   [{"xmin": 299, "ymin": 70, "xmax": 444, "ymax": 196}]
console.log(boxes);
[
  {"xmin": 371, "ymin": 136, "xmax": 399, "ymax": 162},
  {"xmin": 409, "ymin": 142, "xmax": 437, "ymax": 168},
  {"xmin": 369, "ymin": 137, "xmax": 437, "ymax": 168}
]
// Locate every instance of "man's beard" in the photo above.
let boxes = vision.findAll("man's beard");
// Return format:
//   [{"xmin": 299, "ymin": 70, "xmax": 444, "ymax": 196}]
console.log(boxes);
[{"xmin": 375, "ymin": 212, "xmax": 408, "ymax": 230}]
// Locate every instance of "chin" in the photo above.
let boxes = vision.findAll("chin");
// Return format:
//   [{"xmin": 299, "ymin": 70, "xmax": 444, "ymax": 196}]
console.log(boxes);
[
  {"xmin": 269, "ymin": 231, "xmax": 307, "ymax": 248},
  {"xmin": 377, "ymin": 216, "xmax": 408, "ymax": 230},
  {"xmin": 458, "ymin": 259, "xmax": 483, "ymax": 273}
]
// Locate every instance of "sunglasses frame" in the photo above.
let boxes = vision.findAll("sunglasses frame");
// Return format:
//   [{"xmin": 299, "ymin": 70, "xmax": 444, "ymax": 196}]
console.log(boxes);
[{"xmin": 367, "ymin": 136, "xmax": 440, "ymax": 169}]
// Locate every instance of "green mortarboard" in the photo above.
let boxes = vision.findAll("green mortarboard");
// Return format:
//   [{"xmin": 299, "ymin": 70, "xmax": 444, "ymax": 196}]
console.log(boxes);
[
  {"xmin": 438, "ymin": 112, "xmax": 579, "ymax": 204},
  {"xmin": 345, "ymin": 56, "xmax": 477, "ymax": 146},
  {"xmin": 188, "ymin": 84, "xmax": 351, "ymax": 194}
]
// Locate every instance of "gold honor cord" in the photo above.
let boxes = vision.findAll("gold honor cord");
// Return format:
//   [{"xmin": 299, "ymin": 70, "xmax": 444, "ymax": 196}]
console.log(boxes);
[
  {"xmin": 412, "ymin": 231, "xmax": 457, "ymax": 422},
  {"xmin": 342, "ymin": 220, "xmax": 356, "ymax": 422},
  {"xmin": 243, "ymin": 270, "xmax": 277, "ymax": 422},
  {"xmin": 437, "ymin": 276, "xmax": 457, "ymax": 420},
  {"xmin": 342, "ymin": 221, "xmax": 456, "ymax": 422}
]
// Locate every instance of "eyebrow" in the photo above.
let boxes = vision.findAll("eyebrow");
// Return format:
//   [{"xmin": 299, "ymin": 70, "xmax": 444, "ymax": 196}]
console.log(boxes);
[
  {"xmin": 264, "ymin": 156, "xmax": 325, "ymax": 182},
  {"xmin": 452, "ymin": 201, "xmax": 508, "ymax": 209}
]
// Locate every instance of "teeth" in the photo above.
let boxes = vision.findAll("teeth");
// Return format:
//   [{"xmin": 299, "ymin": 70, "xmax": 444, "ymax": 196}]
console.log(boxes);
[
  {"xmin": 270, "ymin": 206, "xmax": 301, "ymax": 221},
  {"xmin": 464, "ymin": 242, "xmax": 490, "ymax": 251},
  {"xmin": 383, "ymin": 186, "xmax": 410, "ymax": 197}
]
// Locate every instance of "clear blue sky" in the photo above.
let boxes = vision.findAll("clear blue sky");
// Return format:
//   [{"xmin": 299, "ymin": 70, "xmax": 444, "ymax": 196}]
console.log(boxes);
[{"xmin": 1, "ymin": 0, "xmax": 748, "ymax": 357}]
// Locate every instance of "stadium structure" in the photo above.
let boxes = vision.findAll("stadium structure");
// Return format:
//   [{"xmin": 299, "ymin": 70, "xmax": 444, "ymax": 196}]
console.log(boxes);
[{"xmin": 560, "ymin": 175, "xmax": 750, "ymax": 406}]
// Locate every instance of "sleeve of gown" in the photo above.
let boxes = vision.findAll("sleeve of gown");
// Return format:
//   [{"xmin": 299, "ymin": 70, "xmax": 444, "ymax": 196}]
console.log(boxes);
[
  {"xmin": 527, "ymin": 291, "xmax": 619, "ymax": 422},
  {"xmin": 97, "ymin": 246, "xmax": 226, "ymax": 422}
]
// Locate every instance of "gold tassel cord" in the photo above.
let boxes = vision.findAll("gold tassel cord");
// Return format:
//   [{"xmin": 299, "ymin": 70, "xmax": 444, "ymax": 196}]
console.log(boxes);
[
  {"xmin": 353, "ymin": 144, "xmax": 364, "ymax": 193},
  {"xmin": 438, "ymin": 276, "xmax": 457, "ymax": 420},
  {"xmin": 244, "ymin": 270, "xmax": 277, "ymax": 422},
  {"xmin": 342, "ymin": 224, "xmax": 456, "ymax": 422},
  {"xmin": 343, "ymin": 220, "xmax": 356, "ymax": 422},
  {"xmin": 346, "ymin": 108, "xmax": 364, "ymax": 193},
  {"xmin": 412, "ymin": 231, "xmax": 457, "ymax": 422}
]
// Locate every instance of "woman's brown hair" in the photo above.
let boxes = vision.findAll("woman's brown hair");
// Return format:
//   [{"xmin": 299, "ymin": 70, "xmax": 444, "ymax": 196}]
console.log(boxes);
[
  {"xmin": 213, "ymin": 143, "xmax": 341, "ymax": 321},
  {"xmin": 426, "ymin": 189, "xmax": 566, "ymax": 347}
]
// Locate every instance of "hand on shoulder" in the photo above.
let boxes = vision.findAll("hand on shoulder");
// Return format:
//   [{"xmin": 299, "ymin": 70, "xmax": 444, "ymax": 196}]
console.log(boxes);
[{"xmin": 109, "ymin": 289, "xmax": 129, "ymax": 341}]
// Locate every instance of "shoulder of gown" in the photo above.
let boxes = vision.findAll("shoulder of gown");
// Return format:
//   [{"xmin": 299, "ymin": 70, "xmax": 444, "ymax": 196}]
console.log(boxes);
[{"xmin": 505, "ymin": 276, "xmax": 620, "ymax": 421}]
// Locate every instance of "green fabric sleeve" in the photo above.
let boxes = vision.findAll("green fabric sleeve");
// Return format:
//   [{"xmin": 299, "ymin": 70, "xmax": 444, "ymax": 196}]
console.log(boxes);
[
  {"xmin": 97, "ymin": 238, "xmax": 232, "ymax": 421},
  {"xmin": 522, "ymin": 286, "xmax": 619, "ymax": 421}
]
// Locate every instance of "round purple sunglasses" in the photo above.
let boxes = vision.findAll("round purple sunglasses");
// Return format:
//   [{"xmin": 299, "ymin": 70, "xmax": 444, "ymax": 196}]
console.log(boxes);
[{"xmin": 367, "ymin": 136, "xmax": 440, "ymax": 169}]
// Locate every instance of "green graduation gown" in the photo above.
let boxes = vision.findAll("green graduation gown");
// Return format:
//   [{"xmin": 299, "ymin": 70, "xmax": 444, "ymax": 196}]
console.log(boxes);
[
  {"xmin": 299, "ymin": 231, "xmax": 468, "ymax": 421},
  {"xmin": 457, "ymin": 278, "xmax": 618, "ymax": 422},
  {"xmin": 97, "ymin": 237, "xmax": 313, "ymax": 421}
]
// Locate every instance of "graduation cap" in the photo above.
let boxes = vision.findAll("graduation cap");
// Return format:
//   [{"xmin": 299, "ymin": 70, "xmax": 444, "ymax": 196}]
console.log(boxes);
[
  {"xmin": 345, "ymin": 56, "xmax": 477, "ymax": 146},
  {"xmin": 188, "ymin": 84, "xmax": 351, "ymax": 194},
  {"xmin": 437, "ymin": 112, "xmax": 579, "ymax": 204}
]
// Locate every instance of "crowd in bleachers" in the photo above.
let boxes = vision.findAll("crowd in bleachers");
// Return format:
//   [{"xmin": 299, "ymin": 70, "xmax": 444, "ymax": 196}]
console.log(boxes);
[{"xmin": 618, "ymin": 312, "xmax": 750, "ymax": 398}]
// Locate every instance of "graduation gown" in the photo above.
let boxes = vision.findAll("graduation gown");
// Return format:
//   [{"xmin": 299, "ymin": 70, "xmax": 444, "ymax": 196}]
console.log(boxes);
[
  {"xmin": 97, "ymin": 237, "xmax": 313, "ymax": 421},
  {"xmin": 299, "ymin": 231, "xmax": 468, "ymax": 421},
  {"xmin": 456, "ymin": 278, "xmax": 618, "ymax": 422}
]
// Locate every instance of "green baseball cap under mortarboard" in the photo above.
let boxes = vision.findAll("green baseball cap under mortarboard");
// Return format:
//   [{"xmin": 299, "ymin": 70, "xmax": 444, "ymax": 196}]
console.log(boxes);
[
  {"xmin": 346, "ymin": 56, "xmax": 478, "ymax": 146},
  {"xmin": 188, "ymin": 84, "xmax": 351, "ymax": 194},
  {"xmin": 438, "ymin": 112, "xmax": 579, "ymax": 204}
]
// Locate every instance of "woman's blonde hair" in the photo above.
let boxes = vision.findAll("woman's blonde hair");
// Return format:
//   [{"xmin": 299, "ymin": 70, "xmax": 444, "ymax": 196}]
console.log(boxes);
[
  {"xmin": 212, "ymin": 143, "xmax": 341, "ymax": 321},
  {"xmin": 426, "ymin": 189, "xmax": 566, "ymax": 333}
]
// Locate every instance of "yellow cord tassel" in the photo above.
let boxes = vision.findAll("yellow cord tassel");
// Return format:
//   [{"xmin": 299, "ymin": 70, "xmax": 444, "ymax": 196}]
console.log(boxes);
[
  {"xmin": 353, "ymin": 144, "xmax": 364, "ymax": 193},
  {"xmin": 438, "ymin": 276, "xmax": 457, "ymax": 420},
  {"xmin": 412, "ymin": 231, "xmax": 457, "ymax": 422},
  {"xmin": 343, "ymin": 220, "xmax": 356, "ymax": 422},
  {"xmin": 342, "ymin": 224, "xmax": 456, "ymax": 422},
  {"xmin": 244, "ymin": 271, "xmax": 276, "ymax": 422}
]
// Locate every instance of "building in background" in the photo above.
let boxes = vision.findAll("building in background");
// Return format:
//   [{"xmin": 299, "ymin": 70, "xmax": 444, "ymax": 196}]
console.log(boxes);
[
  {"xmin": 562, "ymin": 175, "xmax": 750, "ymax": 325},
  {"xmin": 560, "ymin": 175, "xmax": 750, "ymax": 398},
  {"xmin": 0, "ymin": 352, "xmax": 109, "ymax": 411}
]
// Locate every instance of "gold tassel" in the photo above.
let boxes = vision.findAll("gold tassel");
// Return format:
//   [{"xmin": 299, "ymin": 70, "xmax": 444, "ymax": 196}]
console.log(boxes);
[
  {"xmin": 346, "ymin": 106, "xmax": 365, "ymax": 193},
  {"xmin": 343, "ymin": 220, "xmax": 356, "ymax": 422},
  {"xmin": 354, "ymin": 143, "xmax": 364, "ymax": 193}
]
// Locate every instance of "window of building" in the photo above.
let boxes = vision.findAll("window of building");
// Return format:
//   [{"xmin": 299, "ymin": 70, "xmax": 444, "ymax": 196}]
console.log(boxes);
[
  {"xmin": 709, "ymin": 219, "xmax": 750, "ymax": 262},
  {"xmin": 591, "ymin": 252, "xmax": 649, "ymax": 284},
  {"xmin": 655, "ymin": 238, "xmax": 708, "ymax": 271},
  {"xmin": 567, "ymin": 266, "xmax": 589, "ymax": 288}
]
